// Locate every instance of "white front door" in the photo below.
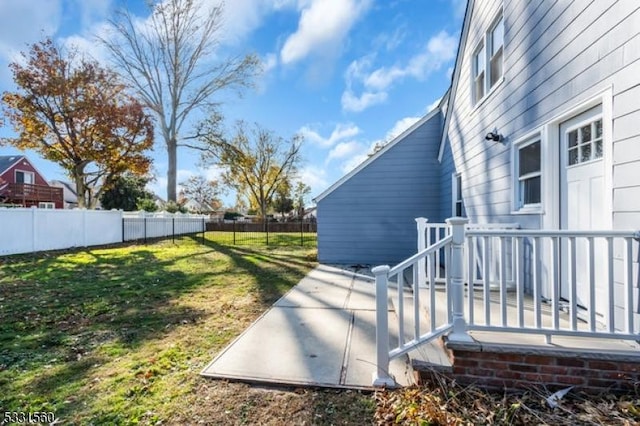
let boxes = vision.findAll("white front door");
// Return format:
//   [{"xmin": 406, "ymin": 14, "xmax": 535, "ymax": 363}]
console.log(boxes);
[{"xmin": 559, "ymin": 105, "xmax": 607, "ymax": 317}]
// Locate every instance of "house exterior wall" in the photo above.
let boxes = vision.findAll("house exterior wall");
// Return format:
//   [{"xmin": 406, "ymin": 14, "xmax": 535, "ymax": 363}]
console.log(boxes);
[
  {"xmin": 317, "ymin": 113, "xmax": 444, "ymax": 265},
  {"xmin": 446, "ymin": 0, "xmax": 640, "ymax": 327}
]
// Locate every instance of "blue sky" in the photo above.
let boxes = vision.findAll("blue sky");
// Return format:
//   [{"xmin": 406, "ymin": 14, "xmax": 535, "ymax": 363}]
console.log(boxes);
[{"xmin": 0, "ymin": 0, "xmax": 464, "ymax": 207}]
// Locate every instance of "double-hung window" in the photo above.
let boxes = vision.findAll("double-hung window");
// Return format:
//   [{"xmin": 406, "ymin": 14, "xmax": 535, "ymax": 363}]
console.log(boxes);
[
  {"xmin": 489, "ymin": 16, "xmax": 504, "ymax": 87},
  {"xmin": 516, "ymin": 139, "xmax": 541, "ymax": 209},
  {"xmin": 473, "ymin": 43, "xmax": 485, "ymax": 103},
  {"xmin": 452, "ymin": 173, "xmax": 464, "ymax": 217},
  {"xmin": 472, "ymin": 11, "xmax": 504, "ymax": 105}
]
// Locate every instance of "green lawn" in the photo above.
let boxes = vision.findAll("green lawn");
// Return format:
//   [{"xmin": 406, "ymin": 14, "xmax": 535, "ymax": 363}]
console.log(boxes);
[
  {"xmin": 4, "ymin": 234, "xmax": 634, "ymax": 425},
  {"xmin": 0, "ymin": 235, "xmax": 374, "ymax": 425}
]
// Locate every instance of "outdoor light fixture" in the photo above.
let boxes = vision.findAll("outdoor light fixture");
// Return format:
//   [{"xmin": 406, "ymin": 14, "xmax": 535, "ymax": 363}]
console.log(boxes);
[{"xmin": 485, "ymin": 131, "xmax": 504, "ymax": 143}]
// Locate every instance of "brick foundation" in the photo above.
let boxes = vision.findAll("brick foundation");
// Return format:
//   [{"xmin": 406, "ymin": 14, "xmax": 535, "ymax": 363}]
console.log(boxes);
[{"xmin": 426, "ymin": 337, "xmax": 640, "ymax": 393}]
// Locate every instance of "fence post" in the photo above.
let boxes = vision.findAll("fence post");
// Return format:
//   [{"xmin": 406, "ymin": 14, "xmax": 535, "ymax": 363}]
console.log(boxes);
[
  {"xmin": 372, "ymin": 265, "xmax": 395, "ymax": 387},
  {"xmin": 266, "ymin": 218, "xmax": 269, "ymax": 246},
  {"xmin": 446, "ymin": 217, "xmax": 473, "ymax": 343},
  {"xmin": 233, "ymin": 218, "xmax": 236, "ymax": 245},
  {"xmin": 202, "ymin": 217, "xmax": 206, "ymax": 245},
  {"xmin": 172, "ymin": 217, "xmax": 175, "ymax": 244},
  {"xmin": 31, "ymin": 206, "xmax": 37, "ymax": 253},
  {"xmin": 122, "ymin": 217, "xmax": 125, "ymax": 243},
  {"xmin": 144, "ymin": 217, "xmax": 147, "ymax": 244},
  {"xmin": 300, "ymin": 218, "xmax": 304, "ymax": 246},
  {"xmin": 415, "ymin": 217, "xmax": 428, "ymax": 288}
]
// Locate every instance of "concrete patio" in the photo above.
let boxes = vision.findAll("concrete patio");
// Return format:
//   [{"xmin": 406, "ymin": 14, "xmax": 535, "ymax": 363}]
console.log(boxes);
[{"xmin": 201, "ymin": 264, "xmax": 433, "ymax": 389}]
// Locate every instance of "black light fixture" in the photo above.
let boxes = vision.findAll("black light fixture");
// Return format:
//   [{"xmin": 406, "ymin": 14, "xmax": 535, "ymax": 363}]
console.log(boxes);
[{"xmin": 485, "ymin": 131, "xmax": 504, "ymax": 143}]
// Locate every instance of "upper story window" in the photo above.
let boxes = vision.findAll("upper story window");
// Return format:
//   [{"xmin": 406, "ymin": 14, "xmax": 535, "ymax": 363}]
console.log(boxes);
[
  {"xmin": 472, "ymin": 11, "xmax": 504, "ymax": 105},
  {"xmin": 489, "ymin": 16, "xmax": 504, "ymax": 87},
  {"xmin": 473, "ymin": 43, "xmax": 485, "ymax": 103},
  {"xmin": 15, "ymin": 170, "xmax": 35, "ymax": 184}
]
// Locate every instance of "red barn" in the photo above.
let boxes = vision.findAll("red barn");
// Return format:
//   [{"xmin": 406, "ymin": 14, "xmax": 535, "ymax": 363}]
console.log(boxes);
[{"xmin": 0, "ymin": 155, "xmax": 63, "ymax": 209}]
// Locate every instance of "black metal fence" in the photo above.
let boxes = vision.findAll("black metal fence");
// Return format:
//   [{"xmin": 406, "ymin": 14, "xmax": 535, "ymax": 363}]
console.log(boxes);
[
  {"xmin": 123, "ymin": 216, "xmax": 207, "ymax": 244},
  {"xmin": 206, "ymin": 220, "xmax": 317, "ymax": 246}
]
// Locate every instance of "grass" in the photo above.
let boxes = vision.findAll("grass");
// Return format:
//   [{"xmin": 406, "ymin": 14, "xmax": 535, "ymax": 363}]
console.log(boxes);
[
  {"xmin": 0, "ymin": 234, "xmax": 374, "ymax": 425},
  {"xmin": 5, "ymin": 234, "xmax": 638, "ymax": 425}
]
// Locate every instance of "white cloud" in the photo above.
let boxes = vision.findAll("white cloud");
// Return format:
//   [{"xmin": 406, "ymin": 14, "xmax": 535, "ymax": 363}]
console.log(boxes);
[
  {"xmin": 385, "ymin": 116, "xmax": 421, "ymax": 141},
  {"xmin": 341, "ymin": 31, "xmax": 457, "ymax": 113},
  {"xmin": 299, "ymin": 122, "xmax": 361, "ymax": 147},
  {"xmin": 341, "ymin": 90, "xmax": 388, "ymax": 113},
  {"xmin": 262, "ymin": 52, "xmax": 278, "ymax": 73},
  {"xmin": 327, "ymin": 140, "xmax": 364, "ymax": 162},
  {"xmin": 73, "ymin": 0, "xmax": 112, "ymax": 32},
  {"xmin": 0, "ymin": 0, "xmax": 63, "ymax": 61},
  {"xmin": 203, "ymin": 165, "xmax": 225, "ymax": 182},
  {"xmin": 280, "ymin": 0, "xmax": 370, "ymax": 65},
  {"xmin": 365, "ymin": 31, "xmax": 457, "ymax": 91},
  {"xmin": 426, "ymin": 97, "xmax": 442, "ymax": 113},
  {"xmin": 299, "ymin": 165, "xmax": 329, "ymax": 200}
]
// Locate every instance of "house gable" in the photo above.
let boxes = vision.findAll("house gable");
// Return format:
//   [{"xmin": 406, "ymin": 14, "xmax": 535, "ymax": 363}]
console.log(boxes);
[
  {"xmin": 0, "ymin": 155, "xmax": 51, "ymax": 187},
  {"xmin": 316, "ymin": 109, "xmax": 446, "ymax": 265}
]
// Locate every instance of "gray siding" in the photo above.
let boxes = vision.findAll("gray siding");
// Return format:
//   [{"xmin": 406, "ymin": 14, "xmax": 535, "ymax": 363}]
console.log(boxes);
[
  {"xmin": 447, "ymin": 0, "xmax": 640, "ymax": 326},
  {"xmin": 317, "ymin": 113, "xmax": 443, "ymax": 265},
  {"xmin": 448, "ymin": 0, "xmax": 640, "ymax": 229}
]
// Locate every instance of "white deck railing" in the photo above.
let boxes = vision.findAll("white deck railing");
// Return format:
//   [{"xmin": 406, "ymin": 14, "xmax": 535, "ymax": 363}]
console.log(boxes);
[
  {"xmin": 465, "ymin": 228, "xmax": 640, "ymax": 341},
  {"xmin": 372, "ymin": 217, "xmax": 640, "ymax": 387}
]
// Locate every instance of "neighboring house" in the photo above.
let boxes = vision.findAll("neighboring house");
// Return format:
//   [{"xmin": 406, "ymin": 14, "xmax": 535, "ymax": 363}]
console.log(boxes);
[
  {"xmin": 49, "ymin": 180, "xmax": 79, "ymax": 209},
  {"xmin": 0, "ymin": 155, "xmax": 63, "ymax": 209},
  {"xmin": 302, "ymin": 206, "xmax": 317, "ymax": 222}
]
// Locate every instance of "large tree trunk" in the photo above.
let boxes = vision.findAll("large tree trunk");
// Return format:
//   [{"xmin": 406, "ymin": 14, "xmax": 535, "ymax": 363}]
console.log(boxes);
[
  {"xmin": 167, "ymin": 138, "xmax": 177, "ymax": 202},
  {"xmin": 73, "ymin": 168, "xmax": 86, "ymax": 209}
]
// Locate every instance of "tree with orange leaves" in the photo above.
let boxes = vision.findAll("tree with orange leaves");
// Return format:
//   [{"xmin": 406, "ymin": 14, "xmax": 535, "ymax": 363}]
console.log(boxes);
[{"xmin": 1, "ymin": 38, "xmax": 154, "ymax": 209}]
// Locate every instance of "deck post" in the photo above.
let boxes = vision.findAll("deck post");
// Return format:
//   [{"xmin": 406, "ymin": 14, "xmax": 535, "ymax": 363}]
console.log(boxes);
[
  {"xmin": 415, "ymin": 217, "xmax": 428, "ymax": 288},
  {"xmin": 372, "ymin": 265, "xmax": 395, "ymax": 387},
  {"xmin": 446, "ymin": 217, "xmax": 474, "ymax": 343}
]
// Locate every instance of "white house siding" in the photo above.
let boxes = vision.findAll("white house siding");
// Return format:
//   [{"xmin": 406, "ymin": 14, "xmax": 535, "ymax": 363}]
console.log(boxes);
[
  {"xmin": 447, "ymin": 0, "xmax": 640, "ymax": 328},
  {"xmin": 317, "ymin": 112, "xmax": 448, "ymax": 265}
]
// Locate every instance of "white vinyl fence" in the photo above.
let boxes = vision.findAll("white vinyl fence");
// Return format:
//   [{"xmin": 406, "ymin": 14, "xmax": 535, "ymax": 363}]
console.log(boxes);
[{"xmin": 0, "ymin": 208, "xmax": 207, "ymax": 256}]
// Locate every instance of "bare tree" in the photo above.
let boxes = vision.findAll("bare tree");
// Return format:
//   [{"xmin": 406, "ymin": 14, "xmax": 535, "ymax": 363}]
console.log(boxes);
[
  {"xmin": 198, "ymin": 119, "xmax": 303, "ymax": 227},
  {"xmin": 179, "ymin": 175, "xmax": 222, "ymax": 213},
  {"xmin": 100, "ymin": 0, "xmax": 260, "ymax": 202}
]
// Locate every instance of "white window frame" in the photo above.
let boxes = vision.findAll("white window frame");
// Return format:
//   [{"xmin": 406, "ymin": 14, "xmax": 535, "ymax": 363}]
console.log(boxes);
[
  {"xmin": 512, "ymin": 131, "xmax": 543, "ymax": 214},
  {"xmin": 471, "ymin": 10, "xmax": 504, "ymax": 106},
  {"xmin": 452, "ymin": 173, "xmax": 464, "ymax": 217},
  {"xmin": 15, "ymin": 169, "xmax": 35, "ymax": 184},
  {"xmin": 38, "ymin": 202, "xmax": 55, "ymax": 209},
  {"xmin": 488, "ymin": 15, "xmax": 504, "ymax": 88},
  {"xmin": 472, "ymin": 42, "xmax": 485, "ymax": 104}
]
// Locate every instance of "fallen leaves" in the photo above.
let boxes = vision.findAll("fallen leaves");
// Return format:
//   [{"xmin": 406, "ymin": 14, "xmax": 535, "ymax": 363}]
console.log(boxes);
[{"xmin": 375, "ymin": 375, "xmax": 640, "ymax": 425}]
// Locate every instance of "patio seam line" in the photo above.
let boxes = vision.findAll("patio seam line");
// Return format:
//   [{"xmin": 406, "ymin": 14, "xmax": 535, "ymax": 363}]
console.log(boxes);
[{"xmin": 339, "ymin": 310, "xmax": 356, "ymax": 385}]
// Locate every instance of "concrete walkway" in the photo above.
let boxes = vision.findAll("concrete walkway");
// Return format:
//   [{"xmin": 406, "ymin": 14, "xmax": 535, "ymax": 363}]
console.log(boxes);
[{"xmin": 201, "ymin": 264, "xmax": 416, "ymax": 389}]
